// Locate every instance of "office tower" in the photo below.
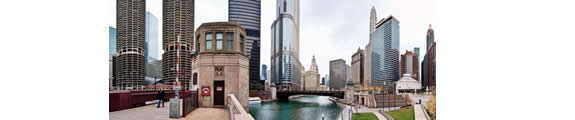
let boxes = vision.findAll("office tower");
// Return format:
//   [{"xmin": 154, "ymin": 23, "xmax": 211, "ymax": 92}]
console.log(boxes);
[
  {"xmin": 146, "ymin": 11, "xmax": 160, "ymax": 61},
  {"xmin": 400, "ymin": 50, "xmax": 419, "ymax": 81},
  {"xmin": 329, "ymin": 59, "xmax": 347, "ymax": 90},
  {"xmin": 261, "ymin": 64, "xmax": 267, "ymax": 81},
  {"xmin": 193, "ymin": 22, "xmax": 250, "ymax": 110},
  {"xmin": 271, "ymin": 0, "xmax": 301, "ymax": 90},
  {"xmin": 414, "ymin": 47, "xmax": 420, "ymax": 57},
  {"xmin": 162, "ymin": 0, "xmax": 194, "ymax": 90},
  {"xmin": 422, "ymin": 25, "xmax": 436, "ymax": 89},
  {"xmin": 109, "ymin": 26, "xmax": 117, "ymax": 55},
  {"xmin": 369, "ymin": 15, "xmax": 400, "ymax": 86},
  {"xmin": 352, "ymin": 49, "xmax": 365, "ymax": 87},
  {"xmin": 370, "ymin": 6, "xmax": 377, "ymax": 33},
  {"xmin": 116, "ymin": 0, "xmax": 146, "ymax": 89},
  {"xmin": 229, "ymin": 0, "xmax": 263, "ymax": 90},
  {"xmin": 109, "ymin": 27, "xmax": 117, "ymax": 90}
]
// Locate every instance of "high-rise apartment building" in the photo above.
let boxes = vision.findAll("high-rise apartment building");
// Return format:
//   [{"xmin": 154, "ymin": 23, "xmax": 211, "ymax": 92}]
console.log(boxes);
[
  {"xmin": 162, "ymin": 0, "xmax": 194, "ymax": 90},
  {"xmin": 329, "ymin": 59, "xmax": 347, "ymax": 90},
  {"xmin": 229, "ymin": 0, "xmax": 263, "ymax": 90},
  {"xmin": 116, "ymin": 0, "xmax": 146, "ymax": 89},
  {"xmin": 271, "ymin": 0, "xmax": 302, "ymax": 90},
  {"xmin": 369, "ymin": 15, "xmax": 400, "ymax": 86}
]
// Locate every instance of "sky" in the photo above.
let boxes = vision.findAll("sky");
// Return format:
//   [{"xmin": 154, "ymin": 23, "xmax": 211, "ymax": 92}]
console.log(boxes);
[{"xmin": 108, "ymin": 0, "xmax": 436, "ymax": 78}]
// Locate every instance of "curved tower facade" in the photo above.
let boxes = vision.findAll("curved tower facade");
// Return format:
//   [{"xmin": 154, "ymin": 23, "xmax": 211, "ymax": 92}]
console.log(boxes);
[
  {"xmin": 162, "ymin": 0, "xmax": 194, "ymax": 90},
  {"xmin": 271, "ymin": 0, "xmax": 301, "ymax": 90},
  {"xmin": 116, "ymin": 0, "xmax": 146, "ymax": 90},
  {"xmin": 229, "ymin": 0, "xmax": 263, "ymax": 90}
]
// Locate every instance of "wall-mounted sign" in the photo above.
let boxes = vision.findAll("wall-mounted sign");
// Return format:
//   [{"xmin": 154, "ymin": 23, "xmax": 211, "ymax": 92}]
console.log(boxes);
[
  {"xmin": 216, "ymin": 86, "xmax": 223, "ymax": 91},
  {"xmin": 201, "ymin": 86, "xmax": 210, "ymax": 96}
]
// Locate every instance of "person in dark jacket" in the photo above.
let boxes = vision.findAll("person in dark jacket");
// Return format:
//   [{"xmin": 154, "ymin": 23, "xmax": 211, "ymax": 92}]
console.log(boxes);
[{"xmin": 157, "ymin": 91, "xmax": 165, "ymax": 108}]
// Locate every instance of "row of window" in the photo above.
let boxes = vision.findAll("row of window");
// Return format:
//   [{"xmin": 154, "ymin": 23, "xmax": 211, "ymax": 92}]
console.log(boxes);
[{"xmin": 205, "ymin": 32, "xmax": 244, "ymax": 53}]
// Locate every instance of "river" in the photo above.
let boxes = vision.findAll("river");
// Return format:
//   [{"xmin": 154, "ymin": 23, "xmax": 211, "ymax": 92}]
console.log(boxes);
[{"xmin": 249, "ymin": 96, "xmax": 342, "ymax": 120}]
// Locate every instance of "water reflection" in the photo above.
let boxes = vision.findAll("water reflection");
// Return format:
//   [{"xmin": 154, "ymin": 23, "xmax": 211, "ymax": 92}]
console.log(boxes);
[{"xmin": 249, "ymin": 96, "xmax": 342, "ymax": 120}]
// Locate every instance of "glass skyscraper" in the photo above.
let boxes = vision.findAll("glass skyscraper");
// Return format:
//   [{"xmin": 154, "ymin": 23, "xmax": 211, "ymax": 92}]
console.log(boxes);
[
  {"xmin": 271, "ymin": 0, "xmax": 301, "ymax": 90},
  {"xmin": 146, "ymin": 11, "xmax": 160, "ymax": 61},
  {"xmin": 370, "ymin": 16, "xmax": 400, "ymax": 86},
  {"xmin": 109, "ymin": 26, "xmax": 116, "ymax": 55},
  {"xmin": 229, "ymin": 0, "xmax": 263, "ymax": 90}
]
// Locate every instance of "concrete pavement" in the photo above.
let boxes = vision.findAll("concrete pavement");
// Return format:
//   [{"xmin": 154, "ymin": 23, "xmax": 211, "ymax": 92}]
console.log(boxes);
[
  {"xmin": 414, "ymin": 104, "xmax": 430, "ymax": 120},
  {"xmin": 109, "ymin": 101, "xmax": 172, "ymax": 120}
]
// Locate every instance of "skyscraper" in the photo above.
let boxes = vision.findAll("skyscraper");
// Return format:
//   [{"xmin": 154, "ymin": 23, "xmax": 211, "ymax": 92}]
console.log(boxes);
[
  {"xmin": 401, "ymin": 50, "xmax": 419, "ymax": 81},
  {"xmin": 303, "ymin": 56, "xmax": 319, "ymax": 90},
  {"xmin": 370, "ymin": 6, "xmax": 377, "ymax": 33},
  {"xmin": 229, "ymin": 0, "xmax": 263, "ymax": 90},
  {"xmin": 162, "ymin": 0, "xmax": 194, "ymax": 90},
  {"xmin": 116, "ymin": 0, "xmax": 146, "ymax": 90},
  {"xmin": 261, "ymin": 64, "xmax": 267, "ymax": 81},
  {"xmin": 109, "ymin": 26, "xmax": 116, "ymax": 55},
  {"xmin": 146, "ymin": 11, "xmax": 160, "ymax": 61},
  {"xmin": 330, "ymin": 59, "xmax": 347, "ymax": 90},
  {"xmin": 271, "ymin": 0, "xmax": 301, "ymax": 90},
  {"xmin": 351, "ymin": 49, "xmax": 365, "ymax": 88},
  {"xmin": 370, "ymin": 15, "xmax": 400, "ymax": 86},
  {"xmin": 422, "ymin": 25, "xmax": 436, "ymax": 89},
  {"xmin": 109, "ymin": 26, "xmax": 117, "ymax": 90},
  {"xmin": 414, "ymin": 47, "xmax": 420, "ymax": 57}
]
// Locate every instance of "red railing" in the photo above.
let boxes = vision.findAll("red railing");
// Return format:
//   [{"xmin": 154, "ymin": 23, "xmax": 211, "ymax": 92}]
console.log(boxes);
[
  {"xmin": 182, "ymin": 90, "xmax": 198, "ymax": 116},
  {"xmin": 109, "ymin": 90, "xmax": 198, "ymax": 113}
]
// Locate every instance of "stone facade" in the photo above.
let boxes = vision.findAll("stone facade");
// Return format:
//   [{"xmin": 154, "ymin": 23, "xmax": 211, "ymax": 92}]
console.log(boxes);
[
  {"xmin": 193, "ymin": 22, "xmax": 250, "ymax": 111},
  {"xmin": 303, "ymin": 56, "xmax": 320, "ymax": 90}
]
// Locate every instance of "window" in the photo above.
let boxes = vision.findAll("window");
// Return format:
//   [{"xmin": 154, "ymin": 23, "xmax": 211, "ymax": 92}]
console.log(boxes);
[
  {"xmin": 206, "ymin": 33, "xmax": 212, "ymax": 50},
  {"xmin": 240, "ymin": 35, "xmax": 244, "ymax": 53},
  {"xmin": 215, "ymin": 66, "xmax": 224, "ymax": 77},
  {"xmin": 216, "ymin": 32, "xmax": 223, "ymax": 50},
  {"xmin": 226, "ymin": 33, "xmax": 234, "ymax": 50}
]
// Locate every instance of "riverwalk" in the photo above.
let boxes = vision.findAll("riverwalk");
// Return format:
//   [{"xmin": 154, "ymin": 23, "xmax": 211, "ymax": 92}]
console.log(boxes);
[{"xmin": 414, "ymin": 104, "xmax": 430, "ymax": 120}]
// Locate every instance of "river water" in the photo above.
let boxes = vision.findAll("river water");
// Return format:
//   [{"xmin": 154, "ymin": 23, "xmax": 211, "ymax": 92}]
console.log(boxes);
[{"xmin": 249, "ymin": 96, "xmax": 342, "ymax": 120}]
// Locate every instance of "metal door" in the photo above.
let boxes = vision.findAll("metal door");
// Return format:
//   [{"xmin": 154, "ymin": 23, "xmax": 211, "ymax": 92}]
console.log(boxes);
[{"xmin": 213, "ymin": 80, "xmax": 225, "ymax": 106}]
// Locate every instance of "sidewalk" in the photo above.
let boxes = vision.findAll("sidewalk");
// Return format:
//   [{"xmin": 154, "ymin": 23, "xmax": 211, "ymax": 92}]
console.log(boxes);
[
  {"xmin": 109, "ymin": 101, "xmax": 171, "ymax": 120},
  {"xmin": 414, "ymin": 104, "xmax": 429, "ymax": 120}
]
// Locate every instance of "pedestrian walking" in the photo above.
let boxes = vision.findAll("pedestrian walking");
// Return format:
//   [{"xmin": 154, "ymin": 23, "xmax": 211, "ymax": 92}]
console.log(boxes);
[{"xmin": 157, "ymin": 91, "xmax": 165, "ymax": 108}]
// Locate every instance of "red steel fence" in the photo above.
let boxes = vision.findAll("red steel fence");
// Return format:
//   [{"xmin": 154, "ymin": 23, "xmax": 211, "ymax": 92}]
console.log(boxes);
[{"xmin": 109, "ymin": 90, "xmax": 198, "ymax": 114}]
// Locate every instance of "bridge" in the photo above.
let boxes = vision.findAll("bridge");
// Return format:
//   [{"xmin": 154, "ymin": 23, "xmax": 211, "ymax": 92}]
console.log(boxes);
[{"xmin": 276, "ymin": 90, "xmax": 345, "ymax": 100}]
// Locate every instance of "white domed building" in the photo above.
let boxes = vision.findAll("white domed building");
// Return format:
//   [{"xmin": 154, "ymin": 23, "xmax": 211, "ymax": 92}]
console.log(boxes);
[{"xmin": 395, "ymin": 74, "xmax": 422, "ymax": 93}]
